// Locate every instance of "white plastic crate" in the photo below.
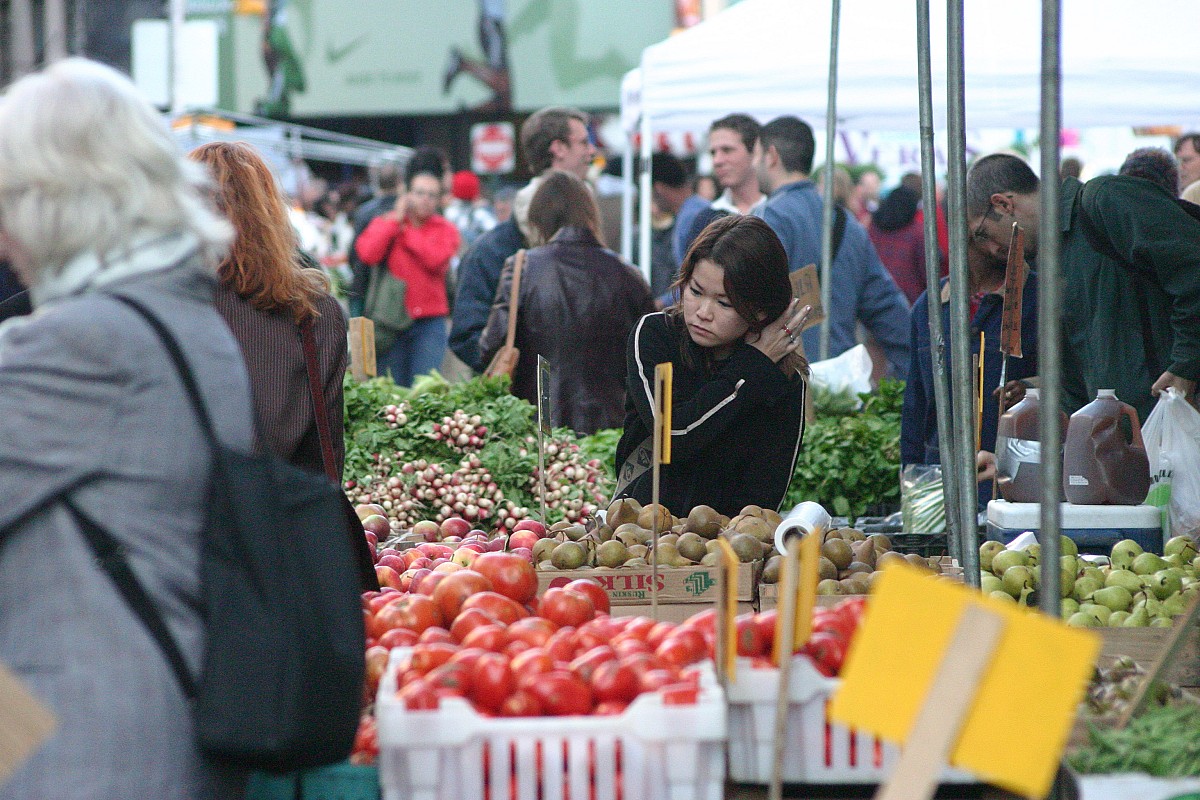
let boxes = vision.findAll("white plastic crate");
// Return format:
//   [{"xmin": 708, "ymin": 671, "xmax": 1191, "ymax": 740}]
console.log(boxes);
[
  {"xmin": 726, "ymin": 655, "xmax": 976, "ymax": 785},
  {"xmin": 376, "ymin": 649, "xmax": 726, "ymax": 800}
]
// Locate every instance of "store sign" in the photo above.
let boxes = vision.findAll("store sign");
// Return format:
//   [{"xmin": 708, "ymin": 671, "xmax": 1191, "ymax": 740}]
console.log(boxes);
[{"xmin": 471, "ymin": 123, "xmax": 515, "ymax": 174}]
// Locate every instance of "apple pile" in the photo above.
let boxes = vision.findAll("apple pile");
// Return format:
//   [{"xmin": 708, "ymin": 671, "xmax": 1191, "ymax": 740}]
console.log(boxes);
[{"xmin": 361, "ymin": 553, "xmax": 709, "ymax": 718}]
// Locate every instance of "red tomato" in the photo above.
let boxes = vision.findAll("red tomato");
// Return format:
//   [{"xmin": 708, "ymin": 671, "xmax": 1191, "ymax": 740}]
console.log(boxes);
[
  {"xmin": 470, "ymin": 652, "xmax": 515, "ymax": 713},
  {"xmin": 564, "ymin": 579, "xmax": 610, "ymax": 615},
  {"xmin": 803, "ymin": 631, "xmax": 847, "ymax": 677},
  {"xmin": 364, "ymin": 645, "xmax": 389, "ymax": 695},
  {"xmin": 593, "ymin": 700, "xmax": 629, "ymax": 716},
  {"xmin": 618, "ymin": 651, "xmax": 662, "ymax": 679},
  {"xmin": 431, "ymin": 570, "xmax": 493, "ymax": 620},
  {"xmin": 660, "ymin": 682, "xmax": 699, "ymax": 706},
  {"xmin": 735, "ymin": 614, "xmax": 769, "ymax": 658},
  {"xmin": 680, "ymin": 608, "xmax": 717, "ymax": 635},
  {"xmin": 512, "ymin": 649, "xmax": 556, "ymax": 689},
  {"xmin": 448, "ymin": 646, "xmax": 489, "ymax": 673},
  {"xmin": 371, "ymin": 594, "xmax": 443, "ymax": 638},
  {"xmin": 498, "ymin": 688, "xmax": 542, "ymax": 717},
  {"xmin": 539, "ymin": 588, "xmax": 595, "ymax": 629},
  {"xmin": 528, "ymin": 670, "xmax": 593, "ymax": 716},
  {"xmin": 461, "ymin": 623, "xmax": 508, "ymax": 653},
  {"xmin": 410, "ymin": 642, "xmax": 459, "ymax": 674},
  {"xmin": 377, "ymin": 627, "xmax": 420, "ymax": 650},
  {"xmin": 506, "ymin": 616, "xmax": 557, "ymax": 648},
  {"xmin": 397, "ymin": 677, "xmax": 439, "ymax": 710},
  {"xmin": 638, "ymin": 668, "xmax": 678, "ymax": 693},
  {"xmin": 544, "ymin": 627, "xmax": 579, "ymax": 664},
  {"xmin": 349, "ymin": 714, "xmax": 378, "ymax": 765},
  {"xmin": 568, "ymin": 645, "xmax": 617, "ymax": 683},
  {"xmin": 418, "ymin": 626, "xmax": 454, "ymax": 645},
  {"xmin": 449, "ymin": 607, "xmax": 499, "ymax": 643},
  {"xmin": 461, "ymin": 591, "xmax": 527, "ymax": 626},
  {"xmin": 622, "ymin": 616, "xmax": 656, "ymax": 640},
  {"xmin": 426, "ymin": 662, "xmax": 470, "ymax": 696},
  {"xmin": 590, "ymin": 660, "xmax": 639, "ymax": 704},
  {"xmin": 656, "ymin": 629, "xmax": 707, "ymax": 668},
  {"xmin": 837, "ymin": 596, "xmax": 868, "ymax": 629},
  {"xmin": 472, "ymin": 552, "xmax": 538, "ymax": 604},
  {"xmin": 613, "ymin": 637, "xmax": 652, "ymax": 659},
  {"xmin": 812, "ymin": 609, "xmax": 854, "ymax": 643},
  {"xmin": 752, "ymin": 611, "xmax": 777, "ymax": 656},
  {"xmin": 646, "ymin": 621, "xmax": 676, "ymax": 649}
]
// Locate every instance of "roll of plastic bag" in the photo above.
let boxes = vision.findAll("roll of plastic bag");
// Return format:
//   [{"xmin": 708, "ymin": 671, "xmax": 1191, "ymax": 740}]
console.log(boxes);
[{"xmin": 774, "ymin": 501, "xmax": 832, "ymax": 554}]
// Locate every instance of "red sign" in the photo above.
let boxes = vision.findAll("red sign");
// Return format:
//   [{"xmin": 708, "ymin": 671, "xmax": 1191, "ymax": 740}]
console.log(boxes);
[{"xmin": 470, "ymin": 122, "xmax": 515, "ymax": 175}]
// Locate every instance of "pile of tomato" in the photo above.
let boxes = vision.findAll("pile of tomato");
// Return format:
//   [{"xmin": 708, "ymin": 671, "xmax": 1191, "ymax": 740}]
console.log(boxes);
[{"xmin": 723, "ymin": 596, "xmax": 868, "ymax": 677}]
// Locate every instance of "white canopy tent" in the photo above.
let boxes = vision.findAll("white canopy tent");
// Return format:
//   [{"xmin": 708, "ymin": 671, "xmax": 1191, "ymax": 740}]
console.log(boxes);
[{"xmin": 623, "ymin": 0, "xmax": 1200, "ymax": 266}]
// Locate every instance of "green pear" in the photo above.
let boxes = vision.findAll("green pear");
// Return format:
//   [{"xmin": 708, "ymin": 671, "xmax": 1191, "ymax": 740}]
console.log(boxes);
[
  {"xmin": 1023, "ymin": 543, "xmax": 1041, "ymax": 567},
  {"xmin": 992, "ymin": 549, "xmax": 1030, "ymax": 577},
  {"xmin": 1161, "ymin": 593, "xmax": 1188, "ymax": 617},
  {"xmin": 1059, "ymin": 535, "xmax": 1079, "ymax": 558},
  {"xmin": 1110, "ymin": 539, "xmax": 1144, "ymax": 570},
  {"xmin": 1134, "ymin": 596, "xmax": 1163, "ymax": 617},
  {"xmin": 1132, "ymin": 552, "xmax": 1169, "ymax": 576},
  {"xmin": 1067, "ymin": 612, "xmax": 1101, "ymax": 628},
  {"xmin": 979, "ymin": 541, "xmax": 1007, "ymax": 573},
  {"xmin": 1092, "ymin": 586, "xmax": 1133, "ymax": 613},
  {"xmin": 1165, "ymin": 535, "xmax": 1199, "ymax": 562},
  {"xmin": 1122, "ymin": 607, "xmax": 1150, "ymax": 627},
  {"xmin": 1105, "ymin": 569, "xmax": 1144, "ymax": 593},
  {"xmin": 980, "ymin": 574, "xmax": 1004, "ymax": 595},
  {"xmin": 1078, "ymin": 603, "xmax": 1111, "ymax": 626},
  {"xmin": 1002, "ymin": 565, "xmax": 1037, "ymax": 598},
  {"xmin": 1150, "ymin": 616, "xmax": 1174, "ymax": 628},
  {"xmin": 1059, "ymin": 557, "xmax": 1077, "ymax": 598},
  {"xmin": 1081, "ymin": 566, "xmax": 1105, "ymax": 586},
  {"xmin": 1107, "ymin": 611, "xmax": 1132, "ymax": 627},
  {"xmin": 1061, "ymin": 598, "xmax": 1080, "ymax": 616},
  {"xmin": 1072, "ymin": 575, "xmax": 1102, "ymax": 602},
  {"xmin": 1164, "ymin": 554, "xmax": 1185, "ymax": 569},
  {"xmin": 1148, "ymin": 569, "xmax": 1183, "ymax": 600},
  {"xmin": 990, "ymin": 590, "xmax": 1017, "ymax": 604},
  {"xmin": 1193, "ymin": 555, "xmax": 1200, "ymax": 573}
]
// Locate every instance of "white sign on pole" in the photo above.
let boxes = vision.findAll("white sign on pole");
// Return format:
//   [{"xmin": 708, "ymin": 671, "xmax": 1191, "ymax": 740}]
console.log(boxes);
[
  {"xmin": 132, "ymin": 19, "xmax": 220, "ymax": 109},
  {"xmin": 470, "ymin": 122, "xmax": 516, "ymax": 175}
]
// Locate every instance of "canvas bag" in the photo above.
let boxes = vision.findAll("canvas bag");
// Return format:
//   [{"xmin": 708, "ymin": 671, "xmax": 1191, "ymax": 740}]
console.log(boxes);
[
  {"xmin": 72, "ymin": 295, "xmax": 366, "ymax": 772},
  {"xmin": 363, "ymin": 262, "xmax": 412, "ymax": 357},
  {"xmin": 483, "ymin": 249, "xmax": 526, "ymax": 379}
]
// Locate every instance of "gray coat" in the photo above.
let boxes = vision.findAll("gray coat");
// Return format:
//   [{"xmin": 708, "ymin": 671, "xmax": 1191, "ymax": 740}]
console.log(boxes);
[{"xmin": 0, "ymin": 260, "xmax": 255, "ymax": 800}]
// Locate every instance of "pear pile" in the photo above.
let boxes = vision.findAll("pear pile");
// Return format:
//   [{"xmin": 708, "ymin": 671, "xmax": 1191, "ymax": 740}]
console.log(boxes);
[
  {"xmin": 978, "ymin": 535, "xmax": 1199, "ymax": 627},
  {"xmin": 760, "ymin": 527, "xmax": 952, "ymax": 596},
  {"xmin": 535, "ymin": 499, "xmax": 777, "ymax": 571}
]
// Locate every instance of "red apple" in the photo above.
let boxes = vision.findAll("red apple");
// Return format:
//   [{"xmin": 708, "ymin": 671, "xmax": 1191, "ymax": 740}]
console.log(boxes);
[
  {"xmin": 356, "ymin": 503, "xmax": 387, "ymax": 521},
  {"xmin": 485, "ymin": 537, "xmax": 506, "ymax": 552},
  {"xmin": 417, "ymin": 543, "xmax": 453, "ymax": 560},
  {"xmin": 468, "ymin": 529, "xmax": 489, "ymax": 539},
  {"xmin": 378, "ymin": 547, "xmax": 401, "ymax": 560},
  {"xmin": 442, "ymin": 536, "xmax": 462, "ymax": 543},
  {"xmin": 408, "ymin": 557, "xmax": 433, "ymax": 570},
  {"xmin": 375, "ymin": 564, "xmax": 403, "ymax": 590},
  {"xmin": 452, "ymin": 548, "xmax": 481, "ymax": 568},
  {"xmin": 399, "ymin": 567, "xmax": 431, "ymax": 592},
  {"xmin": 440, "ymin": 517, "xmax": 472, "ymax": 539},
  {"xmin": 510, "ymin": 547, "xmax": 533, "ymax": 561},
  {"xmin": 433, "ymin": 561, "xmax": 462, "ymax": 574},
  {"xmin": 412, "ymin": 520, "xmax": 441, "ymax": 543},
  {"xmin": 360, "ymin": 514, "xmax": 391, "ymax": 539},
  {"xmin": 513, "ymin": 520, "xmax": 547, "ymax": 537},
  {"xmin": 459, "ymin": 542, "xmax": 486, "ymax": 554},
  {"xmin": 376, "ymin": 554, "xmax": 406, "ymax": 572},
  {"xmin": 412, "ymin": 570, "xmax": 445, "ymax": 596},
  {"xmin": 363, "ymin": 531, "xmax": 378, "ymax": 549},
  {"xmin": 507, "ymin": 529, "xmax": 541, "ymax": 551}
]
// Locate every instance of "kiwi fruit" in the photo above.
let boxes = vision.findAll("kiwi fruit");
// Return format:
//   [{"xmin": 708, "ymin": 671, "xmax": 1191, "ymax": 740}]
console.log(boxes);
[
  {"xmin": 637, "ymin": 503, "xmax": 673, "ymax": 532},
  {"xmin": 607, "ymin": 498, "xmax": 641, "ymax": 527},
  {"xmin": 685, "ymin": 505, "xmax": 723, "ymax": 538},
  {"xmin": 821, "ymin": 538, "xmax": 854, "ymax": 570}
]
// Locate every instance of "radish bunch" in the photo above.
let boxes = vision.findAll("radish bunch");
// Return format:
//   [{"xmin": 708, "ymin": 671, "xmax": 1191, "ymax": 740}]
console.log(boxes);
[
  {"xmin": 428, "ymin": 410, "xmax": 488, "ymax": 452},
  {"xmin": 526, "ymin": 438, "xmax": 608, "ymax": 523}
]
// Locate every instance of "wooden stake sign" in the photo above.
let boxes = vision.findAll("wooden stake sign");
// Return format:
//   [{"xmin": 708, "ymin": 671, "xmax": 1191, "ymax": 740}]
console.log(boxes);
[
  {"xmin": 536, "ymin": 356, "xmax": 551, "ymax": 524},
  {"xmin": 347, "ymin": 317, "xmax": 377, "ymax": 381},
  {"xmin": 714, "ymin": 536, "xmax": 741, "ymax": 684},
  {"xmin": 649, "ymin": 362, "xmax": 673, "ymax": 619},
  {"xmin": 829, "ymin": 564, "xmax": 1101, "ymax": 799}
]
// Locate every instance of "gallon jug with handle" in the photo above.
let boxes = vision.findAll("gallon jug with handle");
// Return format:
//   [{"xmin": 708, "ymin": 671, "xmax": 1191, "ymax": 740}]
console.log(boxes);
[
  {"xmin": 1063, "ymin": 389, "xmax": 1151, "ymax": 505},
  {"xmin": 995, "ymin": 388, "xmax": 1067, "ymax": 503}
]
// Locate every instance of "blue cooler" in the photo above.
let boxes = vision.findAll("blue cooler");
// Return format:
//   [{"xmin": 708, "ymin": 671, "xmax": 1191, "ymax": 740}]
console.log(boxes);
[{"xmin": 986, "ymin": 501, "xmax": 1163, "ymax": 555}]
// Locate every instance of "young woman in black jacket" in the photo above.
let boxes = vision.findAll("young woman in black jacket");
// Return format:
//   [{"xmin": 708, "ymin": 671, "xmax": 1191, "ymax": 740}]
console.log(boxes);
[{"xmin": 614, "ymin": 215, "xmax": 811, "ymax": 517}]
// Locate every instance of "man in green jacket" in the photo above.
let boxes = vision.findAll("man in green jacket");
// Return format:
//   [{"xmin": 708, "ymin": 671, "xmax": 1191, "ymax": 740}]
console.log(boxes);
[{"xmin": 966, "ymin": 152, "xmax": 1200, "ymax": 421}]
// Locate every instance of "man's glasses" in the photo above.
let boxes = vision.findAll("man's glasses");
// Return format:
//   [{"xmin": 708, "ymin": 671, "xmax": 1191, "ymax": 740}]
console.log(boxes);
[{"xmin": 971, "ymin": 203, "xmax": 998, "ymax": 244}]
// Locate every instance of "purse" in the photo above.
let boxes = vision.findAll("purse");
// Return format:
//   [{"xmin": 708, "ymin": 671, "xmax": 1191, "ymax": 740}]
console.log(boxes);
[
  {"xmin": 483, "ymin": 249, "xmax": 526, "ymax": 379},
  {"xmin": 363, "ymin": 262, "xmax": 412, "ymax": 357}
]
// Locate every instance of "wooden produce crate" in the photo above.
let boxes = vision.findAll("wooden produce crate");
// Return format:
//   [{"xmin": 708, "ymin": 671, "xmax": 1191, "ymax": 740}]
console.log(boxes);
[{"xmin": 537, "ymin": 561, "xmax": 760, "ymax": 607}]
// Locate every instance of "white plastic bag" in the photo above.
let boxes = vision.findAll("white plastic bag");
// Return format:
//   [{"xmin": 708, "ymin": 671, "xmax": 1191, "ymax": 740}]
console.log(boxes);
[
  {"xmin": 809, "ymin": 344, "xmax": 874, "ymax": 412},
  {"xmin": 1142, "ymin": 387, "xmax": 1200, "ymax": 539}
]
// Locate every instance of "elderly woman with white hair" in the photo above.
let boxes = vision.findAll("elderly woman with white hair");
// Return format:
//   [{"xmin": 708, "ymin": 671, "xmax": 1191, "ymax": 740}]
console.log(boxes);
[{"xmin": 0, "ymin": 60, "xmax": 254, "ymax": 798}]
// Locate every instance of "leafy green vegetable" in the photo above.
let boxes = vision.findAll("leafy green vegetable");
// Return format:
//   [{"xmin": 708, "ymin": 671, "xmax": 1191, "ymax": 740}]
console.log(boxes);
[{"xmin": 1069, "ymin": 702, "xmax": 1200, "ymax": 777}]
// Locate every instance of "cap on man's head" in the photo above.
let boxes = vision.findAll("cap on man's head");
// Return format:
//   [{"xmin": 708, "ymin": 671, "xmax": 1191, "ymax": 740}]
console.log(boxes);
[{"xmin": 451, "ymin": 170, "xmax": 481, "ymax": 202}]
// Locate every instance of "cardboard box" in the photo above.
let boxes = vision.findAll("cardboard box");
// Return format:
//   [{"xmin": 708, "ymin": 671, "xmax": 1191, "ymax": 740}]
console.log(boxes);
[
  {"xmin": 537, "ymin": 561, "xmax": 760, "ymax": 606},
  {"xmin": 612, "ymin": 602, "xmax": 756, "ymax": 624},
  {"xmin": 757, "ymin": 557, "xmax": 962, "ymax": 610}
]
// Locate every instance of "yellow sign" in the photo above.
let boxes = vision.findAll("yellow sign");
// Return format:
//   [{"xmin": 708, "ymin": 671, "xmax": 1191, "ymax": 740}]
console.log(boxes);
[
  {"xmin": 714, "ymin": 537, "xmax": 740, "ymax": 682},
  {"xmin": 829, "ymin": 564, "xmax": 1100, "ymax": 798},
  {"xmin": 654, "ymin": 362, "xmax": 672, "ymax": 464}
]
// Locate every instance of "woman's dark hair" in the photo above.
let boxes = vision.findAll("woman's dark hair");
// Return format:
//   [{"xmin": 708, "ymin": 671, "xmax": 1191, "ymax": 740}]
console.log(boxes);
[
  {"xmin": 669, "ymin": 214, "xmax": 808, "ymax": 376},
  {"xmin": 528, "ymin": 170, "xmax": 600, "ymax": 244}
]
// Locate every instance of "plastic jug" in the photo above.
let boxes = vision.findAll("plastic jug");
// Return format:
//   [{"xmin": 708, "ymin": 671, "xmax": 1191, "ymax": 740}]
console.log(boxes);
[
  {"xmin": 1063, "ymin": 389, "xmax": 1151, "ymax": 505},
  {"xmin": 995, "ymin": 388, "xmax": 1067, "ymax": 503}
]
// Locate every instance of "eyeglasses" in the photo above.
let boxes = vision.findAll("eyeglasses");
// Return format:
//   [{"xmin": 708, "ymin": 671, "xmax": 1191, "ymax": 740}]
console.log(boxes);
[
  {"xmin": 971, "ymin": 203, "xmax": 998, "ymax": 244},
  {"xmin": 409, "ymin": 189, "xmax": 441, "ymax": 199}
]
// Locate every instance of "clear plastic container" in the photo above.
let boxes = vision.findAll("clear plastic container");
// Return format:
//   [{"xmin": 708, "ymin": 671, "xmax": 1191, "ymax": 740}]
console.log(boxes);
[{"xmin": 1063, "ymin": 389, "xmax": 1151, "ymax": 505}]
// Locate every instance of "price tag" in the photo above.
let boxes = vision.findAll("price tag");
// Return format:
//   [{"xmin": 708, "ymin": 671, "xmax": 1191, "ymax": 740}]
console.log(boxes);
[
  {"xmin": 537, "ymin": 355, "xmax": 551, "ymax": 435},
  {"xmin": 830, "ymin": 564, "xmax": 1101, "ymax": 799},
  {"xmin": 1000, "ymin": 222, "xmax": 1027, "ymax": 359},
  {"xmin": 654, "ymin": 362, "xmax": 672, "ymax": 464},
  {"xmin": 788, "ymin": 264, "xmax": 826, "ymax": 331}
]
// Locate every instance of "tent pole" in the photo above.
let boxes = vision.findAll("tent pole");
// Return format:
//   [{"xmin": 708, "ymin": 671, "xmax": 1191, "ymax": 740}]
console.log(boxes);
[
  {"xmin": 621, "ymin": 135, "xmax": 635, "ymax": 263},
  {"xmin": 639, "ymin": 112, "xmax": 654, "ymax": 284},
  {"xmin": 945, "ymin": 0, "xmax": 980, "ymax": 586},
  {"xmin": 818, "ymin": 0, "xmax": 841, "ymax": 362},
  {"xmin": 915, "ymin": 0, "xmax": 962, "ymax": 562},
  {"xmin": 1037, "ymin": 0, "xmax": 1063, "ymax": 619}
]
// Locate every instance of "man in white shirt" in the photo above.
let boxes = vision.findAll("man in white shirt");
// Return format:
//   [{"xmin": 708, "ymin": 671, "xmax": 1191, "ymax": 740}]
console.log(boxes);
[{"xmin": 708, "ymin": 113, "xmax": 766, "ymax": 216}]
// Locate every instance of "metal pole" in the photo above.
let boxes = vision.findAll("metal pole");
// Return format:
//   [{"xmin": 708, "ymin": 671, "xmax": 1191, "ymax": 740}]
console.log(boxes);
[
  {"xmin": 818, "ymin": 0, "xmax": 841, "ymax": 362},
  {"xmin": 945, "ymin": 0, "xmax": 980, "ymax": 586},
  {"xmin": 1038, "ymin": 0, "xmax": 1063, "ymax": 619},
  {"xmin": 168, "ymin": 0, "xmax": 186, "ymax": 114},
  {"xmin": 9, "ymin": 0, "xmax": 37, "ymax": 79},
  {"xmin": 621, "ymin": 136, "xmax": 635, "ymax": 263},
  {"xmin": 915, "ymin": 0, "xmax": 962, "ymax": 563},
  {"xmin": 43, "ymin": 0, "xmax": 68, "ymax": 63},
  {"xmin": 638, "ymin": 112, "xmax": 654, "ymax": 285}
]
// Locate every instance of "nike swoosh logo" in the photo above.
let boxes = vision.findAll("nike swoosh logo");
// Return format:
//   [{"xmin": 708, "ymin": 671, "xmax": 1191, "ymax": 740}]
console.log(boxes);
[{"xmin": 326, "ymin": 34, "xmax": 368, "ymax": 65}]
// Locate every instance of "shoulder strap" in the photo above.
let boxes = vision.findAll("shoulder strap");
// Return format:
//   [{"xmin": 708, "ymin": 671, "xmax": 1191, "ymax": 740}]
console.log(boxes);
[
  {"xmin": 831, "ymin": 204, "xmax": 848, "ymax": 261},
  {"xmin": 504, "ymin": 249, "xmax": 526, "ymax": 351},
  {"xmin": 110, "ymin": 295, "xmax": 219, "ymax": 447},
  {"xmin": 65, "ymin": 499, "xmax": 197, "ymax": 697},
  {"xmin": 300, "ymin": 319, "xmax": 339, "ymax": 484}
]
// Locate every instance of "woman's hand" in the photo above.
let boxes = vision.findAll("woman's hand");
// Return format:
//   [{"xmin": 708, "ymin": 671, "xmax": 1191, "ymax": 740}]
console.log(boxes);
[
  {"xmin": 747, "ymin": 299, "xmax": 812, "ymax": 363},
  {"xmin": 976, "ymin": 451, "xmax": 997, "ymax": 483}
]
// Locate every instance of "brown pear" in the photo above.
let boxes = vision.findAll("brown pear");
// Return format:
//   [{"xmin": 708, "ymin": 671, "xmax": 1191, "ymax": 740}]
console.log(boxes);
[
  {"xmin": 876, "ymin": 551, "xmax": 909, "ymax": 570},
  {"xmin": 819, "ymin": 556, "xmax": 839, "ymax": 581},
  {"xmin": 821, "ymin": 538, "xmax": 854, "ymax": 570},
  {"xmin": 735, "ymin": 515, "xmax": 776, "ymax": 544},
  {"xmin": 637, "ymin": 503, "xmax": 673, "ymax": 532},
  {"xmin": 685, "ymin": 505, "xmax": 724, "ymax": 538},
  {"xmin": 740, "ymin": 504, "xmax": 765, "ymax": 518},
  {"xmin": 762, "ymin": 509, "xmax": 784, "ymax": 529},
  {"xmin": 851, "ymin": 540, "xmax": 878, "ymax": 569},
  {"xmin": 904, "ymin": 553, "xmax": 933, "ymax": 572},
  {"xmin": 868, "ymin": 533, "xmax": 892, "ymax": 554},
  {"xmin": 607, "ymin": 498, "xmax": 641, "ymax": 527}
]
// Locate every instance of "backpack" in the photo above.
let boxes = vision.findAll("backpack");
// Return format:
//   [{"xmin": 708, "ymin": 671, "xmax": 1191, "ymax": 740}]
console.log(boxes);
[{"xmin": 69, "ymin": 295, "xmax": 366, "ymax": 773}]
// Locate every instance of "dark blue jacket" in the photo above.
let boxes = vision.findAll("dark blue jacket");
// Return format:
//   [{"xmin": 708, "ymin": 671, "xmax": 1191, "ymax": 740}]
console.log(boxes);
[
  {"xmin": 901, "ymin": 273, "xmax": 1039, "ymax": 504},
  {"xmin": 448, "ymin": 219, "xmax": 526, "ymax": 371},
  {"xmin": 758, "ymin": 180, "xmax": 911, "ymax": 378}
]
